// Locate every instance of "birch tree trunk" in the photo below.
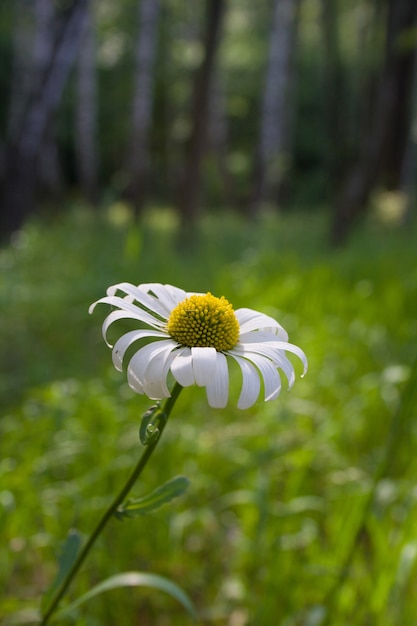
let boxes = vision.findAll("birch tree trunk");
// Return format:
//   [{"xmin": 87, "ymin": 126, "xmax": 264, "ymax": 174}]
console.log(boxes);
[
  {"xmin": 1, "ymin": 0, "xmax": 88, "ymax": 239},
  {"xmin": 75, "ymin": 0, "xmax": 99, "ymax": 206},
  {"xmin": 126, "ymin": 0, "xmax": 160, "ymax": 216},
  {"xmin": 177, "ymin": 0, "xmax": 225, "ymax": 230},
  {"xmin": 250, "ymin": 0, "xmax": 301, "ymax": 217}
]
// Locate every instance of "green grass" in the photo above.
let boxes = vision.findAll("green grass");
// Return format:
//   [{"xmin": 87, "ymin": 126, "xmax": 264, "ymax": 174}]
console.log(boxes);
[{"xmin": 1, "ymin": 205, "xmax": 417, "ymax": 625}]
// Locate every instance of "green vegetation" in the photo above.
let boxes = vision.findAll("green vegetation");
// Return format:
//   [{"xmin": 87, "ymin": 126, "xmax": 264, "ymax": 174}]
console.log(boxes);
[{"xmin": 1, "ymin": 207, "xmax": 417, "ymax": 625}]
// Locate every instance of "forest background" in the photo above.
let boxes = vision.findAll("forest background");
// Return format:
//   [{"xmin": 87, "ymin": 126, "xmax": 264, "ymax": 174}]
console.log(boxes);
[
  {"xmin": 1, "ymin": 1, "xmax": 417, "ymax": 625},
  {"xmin": 1, "ymin": 0, "xmax": 417, "ymax": 240}
]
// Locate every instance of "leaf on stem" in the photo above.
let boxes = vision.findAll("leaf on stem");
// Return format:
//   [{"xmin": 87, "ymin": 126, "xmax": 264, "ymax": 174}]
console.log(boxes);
[
  {"xmin": 139, "ymin": 404, "xmax": 167, "ymax": 445},
  {"xmin": 41, "ymin": 529, "xmax": 82, "ymax": 612},
  {"xmin": 53, "ymin": 571, "xmax": 198, "ymax": 621},
  {"xmin": 115, "ymin": 475, "xmax": 190, "ymax": 520}
]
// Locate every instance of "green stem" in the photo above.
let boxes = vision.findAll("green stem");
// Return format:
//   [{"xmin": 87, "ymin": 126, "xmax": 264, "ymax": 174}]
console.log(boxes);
[{"xmin": 40, "ymin": 383, "xmax": 183, "ymax": 625}]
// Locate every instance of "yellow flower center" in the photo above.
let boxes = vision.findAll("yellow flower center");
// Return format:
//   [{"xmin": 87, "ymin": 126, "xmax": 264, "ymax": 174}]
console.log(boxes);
[{"xmin": 167, "ymin": 293, "xmax": 240, "ymax": 351}]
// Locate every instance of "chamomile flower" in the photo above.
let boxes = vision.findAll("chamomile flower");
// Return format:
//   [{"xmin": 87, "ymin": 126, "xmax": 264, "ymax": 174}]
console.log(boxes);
[{"xmin": 89, "ymin": 282, "xmax": 307, "ymax": 409}]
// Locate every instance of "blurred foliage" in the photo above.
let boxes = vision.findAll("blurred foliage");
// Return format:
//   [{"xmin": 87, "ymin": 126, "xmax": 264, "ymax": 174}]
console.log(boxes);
[{"xmin": 1, "ymin": 205, "xmax": 417, "ymax": 624}]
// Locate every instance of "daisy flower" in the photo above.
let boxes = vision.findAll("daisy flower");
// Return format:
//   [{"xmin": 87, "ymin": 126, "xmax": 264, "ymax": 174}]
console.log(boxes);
[{"xmin": 89, "ymin": 282, "xmax": 307, "ymax": 409}]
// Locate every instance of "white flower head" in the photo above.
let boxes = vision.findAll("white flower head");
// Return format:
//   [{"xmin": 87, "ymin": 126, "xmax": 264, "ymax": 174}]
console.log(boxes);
[{"xmin": 89, "ymin": 282, "xmax": 307, "ymax": 409}]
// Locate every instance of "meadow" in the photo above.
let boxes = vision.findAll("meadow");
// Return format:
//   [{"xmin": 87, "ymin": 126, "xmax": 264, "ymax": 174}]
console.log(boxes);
[{"xmin": 1, "ymin": 206, "xmax": 417, "ymax": 625}]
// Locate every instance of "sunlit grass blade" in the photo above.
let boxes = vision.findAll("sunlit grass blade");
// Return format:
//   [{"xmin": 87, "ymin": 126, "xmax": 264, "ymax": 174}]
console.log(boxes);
[
  {"xmin": 53, "ymin": 571, "xmax": 197, "ymax": 621},
  {"xmin": 115, "ymin": 475, "xmax": 190, "ymax": 520}
]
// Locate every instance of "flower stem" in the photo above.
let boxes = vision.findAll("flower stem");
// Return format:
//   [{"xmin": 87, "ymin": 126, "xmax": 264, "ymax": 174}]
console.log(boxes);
[{"xmin": 40, "ymin": 383, "xmax": 183, "ymax": 625}]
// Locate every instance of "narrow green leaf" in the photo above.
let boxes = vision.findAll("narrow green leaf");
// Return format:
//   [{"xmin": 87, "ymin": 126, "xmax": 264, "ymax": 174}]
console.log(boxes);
[
  {"xmin": 41, "ymin": 529, "xmax": 82, "ymax": 612},
  {"xmin": 115, "ymin": 475, "xmax": 189, "ymax": 520},
  {"xmin": 54, "ymin": 571, "xmax": 197, "ymax": 621}
]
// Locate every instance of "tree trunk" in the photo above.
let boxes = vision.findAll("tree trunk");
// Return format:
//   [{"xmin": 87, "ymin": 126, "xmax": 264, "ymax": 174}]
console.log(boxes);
[
  {"xmin": 125, "ymin": 0, "xmax": 160, "ymax": 216},
  {"xmin": 8, "ymin": 0, "xmax": 63, "ymax": 195},
  {"xmin": 33, "ymin": 0, "xmax": 65, "ymax": 196},
  {"xmin": 33, "ymin": 0, "xmax": 55, "ymax": 89},
  {"xmin": 400, "ymin": 41, "xmax": 417, "ymax": 226},
  {"xmin": 38, "ymin": 126, "xmax": 65, "ymax": 198},
  {"xmin": 1, "ymin": 0, "xmax": 87, "ymax": 239},
  {"xmin": 331, "ymin": 0, "xmax": 417, "ymax": 245},
  {"xmin": 75, "ymin": 0, "xmax": 99, "ymax": 206},
  {"xmin": 320, "ymin": 0, "xmax": 344, "ymax": 194},
  {"xmin": 381, "ymin": 1, "xmax": 417, "ymax": 189},
  {"xmin": 207, "ymin": 72, "xmax": 235, "ymax": 208},
  {"xmin": 352, "ymin": 0, "xmax": 385, "ymax": 160},
  {"xmin": 177, "ymin": 0, "xmax": 225, "ymax": 230},
  {"xmin": 7, "ymin": 0, "xmax": 36, "ymax": 143},
  {"xmin": 250, "ymin": 0, "xmax": 301, "ymax": 217}
]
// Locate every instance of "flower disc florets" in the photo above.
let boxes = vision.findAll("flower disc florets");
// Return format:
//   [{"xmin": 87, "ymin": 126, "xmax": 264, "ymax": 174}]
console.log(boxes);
[{"xmin": 166, "ymin": 293, "xmax": 240, "ymax": 352}]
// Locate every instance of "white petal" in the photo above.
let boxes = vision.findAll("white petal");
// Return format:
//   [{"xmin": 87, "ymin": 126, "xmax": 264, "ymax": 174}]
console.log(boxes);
[
  {"xmin": 127, "ymin": 340, "xmax": 177, "ymax": 396},
  {"xmin": 273, "ymin": 353, "xmax": 296, "ymax": 388},
  {"xmin": 101, "ymin": 311, "xmax": 150, "ymax": 346},
  {"xmin": 112, "ymin": 329, "xmax": 169, "ymax": 371},
  {"xmin": 191, "ymin": 347, "xmax": 217, "ymax": 387},
  {"xmin": 106, "ymin": 283, "xmax": 171, "ymax": 319},
  {"xmin": 229, "ymin": 354, "xmax": 261, "ymax": 409},
  {"xmin": 237, "ymin": 351, "xmax": 282, "ymax": 401},
  {"xmin": 232, "ymin": 340, "xmax": 294, "ymax": 386},
  {"xmin": 238, "ymin": 331, "xmax": 284, "ymax": 343},
  {"xmin": 236, "ymin": 308, "xmax": 288, "ymax": 339},
  {"xmin": 92, "ymin": 296, "xmax": 165, "ymax": 331},
  {"xmin": 272, "ymin": 341, "xmax": 308, "ymax": 376},
  {"xmin": 171, "ymin": 349, "xmax": 196, "ymax": 387},
  {"xmin": 126, "ymin": 365, "xmax": 144, "ymax": 394},
  {"xmin": 142, "ymin": 346, "xmax": 179, "ymax": 399},
  {"xmin": 139, "ymin": 283, "xmax": 188, "ymax": 310},
  {"xmin": 205, "ymin": 352, "xmax": 229, "ymax": 408},
  {"xmin": 236, "ymin": 335, "xmax": 308, "ymax": 377},
  {"xmin": 99, "ymin": 310, "xmax": 161, "ymax": 347},
  {"xmin": 230, "ymin": 339, "xmax": 281, "ymax": 364}
]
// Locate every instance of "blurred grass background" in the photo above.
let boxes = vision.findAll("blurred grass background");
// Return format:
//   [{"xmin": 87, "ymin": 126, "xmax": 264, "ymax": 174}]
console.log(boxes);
[{"xmin": 1, "ymin": 205, "xmax": 417, "ymax": 625}]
